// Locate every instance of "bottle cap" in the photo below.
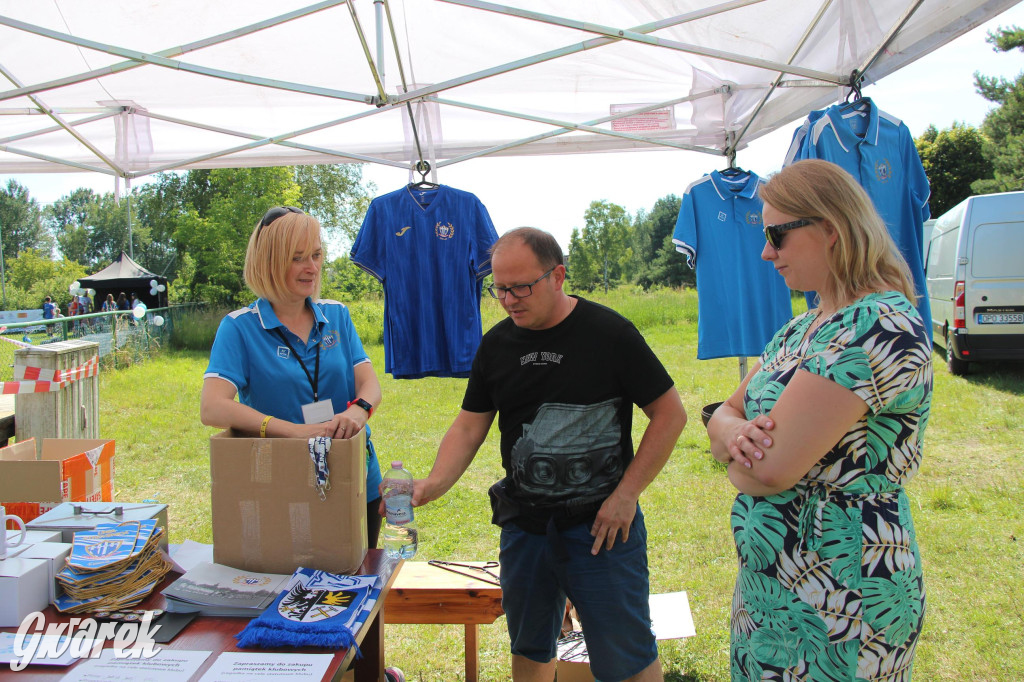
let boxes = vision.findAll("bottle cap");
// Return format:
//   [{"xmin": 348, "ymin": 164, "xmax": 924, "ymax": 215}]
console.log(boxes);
[{"xmin": 391, "ymin": 461, "xmax": 402, "ymax": 468}]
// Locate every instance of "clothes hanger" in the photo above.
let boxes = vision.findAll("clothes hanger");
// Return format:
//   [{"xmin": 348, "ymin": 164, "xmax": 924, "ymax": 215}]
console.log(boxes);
[
  {"xmin": 838, "ymin": 69, "xmax": 869, "ymax": 114},
  {"xmin": 719, "ymin": 147, "xmax": 746, "ymax": 178},
  {"xmin": 408, "ymin": 160, "xmax": 439, "ymax": 191}
]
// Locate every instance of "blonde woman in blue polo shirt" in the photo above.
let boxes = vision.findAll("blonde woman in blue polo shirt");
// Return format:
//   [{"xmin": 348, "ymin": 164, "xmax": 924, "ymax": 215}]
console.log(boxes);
[{"xmin": 201, "ymin": 206, "xmax": 384, "ymax": 546}]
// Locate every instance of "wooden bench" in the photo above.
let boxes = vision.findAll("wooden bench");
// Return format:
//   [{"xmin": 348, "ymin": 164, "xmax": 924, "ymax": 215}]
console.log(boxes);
[{"xmin": 384, "ymin": 561, "xmax": 504, "ymax": 681}]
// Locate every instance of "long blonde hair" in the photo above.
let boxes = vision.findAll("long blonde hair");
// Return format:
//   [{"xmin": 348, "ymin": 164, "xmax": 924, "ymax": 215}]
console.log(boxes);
[
  {"xmin": 243, "ymin": 210, "xmax": 324, "ymax": 302},
  {"xmin": 759, "ymin": 159, "xmax": 915, "ymax": 304}
]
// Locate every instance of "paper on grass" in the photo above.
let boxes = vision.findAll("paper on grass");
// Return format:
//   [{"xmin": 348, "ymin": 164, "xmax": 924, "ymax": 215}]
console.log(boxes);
[
  {"xmin": 55, "ymin": 648, "xmax": 212, "ymax": 681},
  {"xmin": 649, "ymin": 591, "xmax": 696, "ymax": 639},
  {"xmin": 199, "ymin": 653, "xmax": 333, "ymax": 681}
]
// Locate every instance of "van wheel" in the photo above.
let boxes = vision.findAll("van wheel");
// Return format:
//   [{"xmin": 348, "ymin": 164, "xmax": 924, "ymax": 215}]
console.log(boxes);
[{"xmin": 946, "ymin": 328, "xmax": 969, "ymax": 376}]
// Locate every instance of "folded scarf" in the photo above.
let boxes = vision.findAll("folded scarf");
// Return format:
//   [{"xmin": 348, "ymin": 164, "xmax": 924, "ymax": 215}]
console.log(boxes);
[{"xmin": 235, "ymin": 567, "xmax": 377, "ymax": 650}]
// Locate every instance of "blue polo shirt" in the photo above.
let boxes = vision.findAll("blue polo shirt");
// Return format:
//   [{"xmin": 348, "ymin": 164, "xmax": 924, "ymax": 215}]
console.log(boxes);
[
  {"xmin": 786, "ymin": 98, "xmax": 932, "ymax": 342},
  {"xmin": 205, "ymin": 297, "xmax": 382, "ymax": 500},
  {"xmin": 672, "ymin": 170, "xmax": 793, "ymax": 359}
]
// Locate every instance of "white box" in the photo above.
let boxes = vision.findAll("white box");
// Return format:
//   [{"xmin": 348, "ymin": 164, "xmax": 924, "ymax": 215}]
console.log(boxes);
[
  {"xmin": 14, "ymin": 542, "xmax": 72, "ymax": 602},
  {"xmin": 0, "ymin": 557, "xmax": 49, "ymax": 627},
  {"xmin": 22, "ymin": 529, "xmax": 62, "ymax": 544},
  {"xmin": 27, "ymin": 502, "xmax": 169, "ymax": 551}
]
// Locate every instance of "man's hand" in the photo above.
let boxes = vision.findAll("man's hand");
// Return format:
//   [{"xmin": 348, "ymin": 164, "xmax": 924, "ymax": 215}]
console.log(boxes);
[{"xmin": 589, "ymin": 491, "xmax": 638, "ymax": 555}]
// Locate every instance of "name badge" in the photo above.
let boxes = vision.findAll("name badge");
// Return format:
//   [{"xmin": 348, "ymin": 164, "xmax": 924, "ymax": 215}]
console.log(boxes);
[{"xmin": 302, "ymin": 398, "xmax": 335, "ymax": 424}]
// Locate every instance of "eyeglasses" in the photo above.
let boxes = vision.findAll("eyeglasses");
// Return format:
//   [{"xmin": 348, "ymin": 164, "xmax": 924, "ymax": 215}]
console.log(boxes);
[
  {"xmin": 487, "ymin": 267, "xmax": 555, "ymax": 300},
  {"xmin": 259, "ymin": 206, "xmax": 303, "ymax": 230},
  {"xmin": 763, "ymin": 218, "xmax": 816, "ymax": 250}
]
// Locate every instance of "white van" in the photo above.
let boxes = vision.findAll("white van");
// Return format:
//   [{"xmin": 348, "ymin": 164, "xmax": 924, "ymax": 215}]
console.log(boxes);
[{"xmin": 925, "ymin": 191, "xmax": 1024, "ymax": 375}]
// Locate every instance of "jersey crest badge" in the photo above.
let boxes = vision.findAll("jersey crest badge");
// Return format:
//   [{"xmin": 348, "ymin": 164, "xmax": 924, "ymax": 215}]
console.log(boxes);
[
  {"xmin": 874, "ymin": 158, "xmax": 892, "ymax": 183},
  {"xmin": 745, "ymin": 211, "xmax": 762, "ymax": 226},
  {"xmin": 321, "ymin": 332, "xmax": 337, "ymax": 349},
  {"xmin": 435, "ymin": 221, "xmax": 455, "ymax": 240}
]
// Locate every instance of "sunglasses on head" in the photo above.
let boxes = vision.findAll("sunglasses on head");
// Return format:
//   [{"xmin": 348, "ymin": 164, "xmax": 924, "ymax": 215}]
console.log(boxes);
[
  {"xmin": 763, "ymin": 217, "xmax": 817, "ymax": 250},
  {"xmin": 258, "ymin": 206, "xmax": 303, "ymax": 230}
]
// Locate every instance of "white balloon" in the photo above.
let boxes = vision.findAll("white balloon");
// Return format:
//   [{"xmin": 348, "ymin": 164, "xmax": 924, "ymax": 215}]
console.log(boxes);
[
  {"xmin": 69, "ymin": 281, "xmax": 80, "ymax": 293},
  {"xmin": 132, "ymin": 303, "xmax": 147, "ymax": 319},
  {"xmin": 157, "ymin": 284, "xmax": 166, "ymax": 292},
  {"xmin": 150, "ymin": 287, "xmax": 158, "ymax": 296},
  {"xmin": 153, "ymin": 315, "xmax": 164, "ymax": 326},
  {"xmin": 87, "ymin": 288, "xmax": 95, "ymax": 296},
  {"xmin": 149, "ymin": 279, "xmax": 157, "ymax": 287}
]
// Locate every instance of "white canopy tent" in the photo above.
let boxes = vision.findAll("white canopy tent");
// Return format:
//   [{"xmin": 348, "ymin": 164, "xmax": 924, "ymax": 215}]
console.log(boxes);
[{"xmin": 0, "ymin": 0, "xmax": 1018, "ymax": 181}]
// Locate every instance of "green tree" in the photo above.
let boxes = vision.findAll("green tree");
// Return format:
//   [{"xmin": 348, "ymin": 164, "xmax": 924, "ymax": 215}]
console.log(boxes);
[
  {"xmin": 0, "ymin": 180, "xmax": 52, "ymax": 268},
  {"xmin": 173, "ymin": 167, "xmax": 300, "ymax": 306},
  {"xmin": 2, "ymin": 248, "xmax": 87, "ymax": 311},
  {"xmin": 915, "ymin": 123, "xmax": 992, "ymax": 216},
  {"xmin": 295, "ymin": 165, "xmax": 374, "ymax": 247},
  {"xmin": 632, "ymin": 195, "xmax": 694, "ymax": 290},
  {"xmin": 568, "ymin": 200, "xmax": 631, "ymax": 292},
  {"xmin": 46, "ymin": 188, "xmax": 95, "ymax": 264},
  {"xmin": 973, "ymin": 25, "xmax": 1024, "ymax": 194}
]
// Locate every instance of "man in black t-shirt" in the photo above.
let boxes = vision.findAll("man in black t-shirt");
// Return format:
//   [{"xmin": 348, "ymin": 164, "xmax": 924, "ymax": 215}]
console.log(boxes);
[{"xmin": 413, "ymin": 227, "xmax": 686, "ymax": 682}]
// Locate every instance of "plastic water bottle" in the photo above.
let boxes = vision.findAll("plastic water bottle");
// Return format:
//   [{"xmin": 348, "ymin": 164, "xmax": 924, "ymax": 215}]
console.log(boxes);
[{"xmin": 382, "ymin": 461, "xmax": 418, "ymax": 559}]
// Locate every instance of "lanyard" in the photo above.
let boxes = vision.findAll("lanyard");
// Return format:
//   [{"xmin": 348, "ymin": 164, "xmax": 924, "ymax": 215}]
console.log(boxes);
[{"xmin": 273, "ymin": 327, "xmax": 320, "ymax": 402}]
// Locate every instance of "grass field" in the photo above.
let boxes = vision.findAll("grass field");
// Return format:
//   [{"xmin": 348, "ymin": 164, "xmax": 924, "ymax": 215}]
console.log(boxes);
[{"xmin": 98, "ymin": 287, "xmax": 1024, "ymax": 681}]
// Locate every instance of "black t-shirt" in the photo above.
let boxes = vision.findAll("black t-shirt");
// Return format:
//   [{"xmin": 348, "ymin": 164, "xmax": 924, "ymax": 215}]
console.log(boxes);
[{"xmin": 463, "ymin": 297, "xmax": 673, "ymax": 523}]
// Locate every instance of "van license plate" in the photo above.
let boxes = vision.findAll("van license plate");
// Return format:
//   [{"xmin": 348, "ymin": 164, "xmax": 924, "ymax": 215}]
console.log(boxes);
[{"xmin": 977, "ymin": 313, "xmax": 1024, "ymax": 324}]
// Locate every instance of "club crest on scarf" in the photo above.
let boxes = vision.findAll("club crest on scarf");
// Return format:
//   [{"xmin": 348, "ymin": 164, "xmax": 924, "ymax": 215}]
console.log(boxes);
[{"xmin": 279, "ymin": 583, "xmax": 359, "ymax": 622}]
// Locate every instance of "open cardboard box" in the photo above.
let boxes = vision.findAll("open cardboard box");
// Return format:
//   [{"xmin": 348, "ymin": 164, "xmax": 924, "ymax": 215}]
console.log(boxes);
[
  {"xmin": 210, "ymin": 429, "xmax": 368, "ymax": 575},
  {"xmin": 0, "ymin": 438, "xmax": 115, "ymax": 524}
]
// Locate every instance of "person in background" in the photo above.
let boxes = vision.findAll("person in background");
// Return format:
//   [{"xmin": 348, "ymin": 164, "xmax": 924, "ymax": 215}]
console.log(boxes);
[
  {"xmin": 42, "ymin": 295, "xmax": 58, "ymax": 335},
  {"xmin": 116, "ymin": 292, "xmax": 130, "ymax": 311},
  {"xmin": 707, "ymin": 159, "xmax": 932, "ymax": 680},
  {"xmin": 200, "ymin": 206, "xmax": 386, "ymax": 547},
  {"xmin": 411, "ymin": 227, "xmax": 686, "ymax": 682},
  {"xmin": 128, "ymin": 292, "xmax": 139, "ymax": 310},
  {"xmin": 101, "ymin": 293, "xmax": 116, "ymax": 312}
]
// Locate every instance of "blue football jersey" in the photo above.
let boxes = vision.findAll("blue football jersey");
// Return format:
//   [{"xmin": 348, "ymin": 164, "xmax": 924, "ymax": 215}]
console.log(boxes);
[
  {"xmin": 785, "ymin": 98, "xmax": 932, "ymax": 341},
  {"xmin": 672, "ymin": 170, "xmax": 793, "ymax": 360},
  {"xmin": 351, "ymin": 185, "xmax": 499, "ymax": 379}
]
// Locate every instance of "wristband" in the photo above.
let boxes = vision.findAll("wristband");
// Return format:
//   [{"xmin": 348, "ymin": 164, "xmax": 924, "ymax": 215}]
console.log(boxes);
[
  {"xmin": 260, "ymin": 415, "xmax": 272, "ymax": 438},
  {"xmin": 347, "ymin": 398, "xmax": 374, "ymax": 417}
]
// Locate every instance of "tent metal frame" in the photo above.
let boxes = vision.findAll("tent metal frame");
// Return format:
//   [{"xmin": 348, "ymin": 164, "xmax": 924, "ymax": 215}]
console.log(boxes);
[{"xmin": 0, "ymin": 0, "xmax": 1014, "ymax": 183}]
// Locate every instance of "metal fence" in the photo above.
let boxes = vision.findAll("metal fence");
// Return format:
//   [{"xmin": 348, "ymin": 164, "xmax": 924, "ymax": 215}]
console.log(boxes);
[{"xmin": 0, "ymin": 306, "xmax": 180, "ymax": 382}]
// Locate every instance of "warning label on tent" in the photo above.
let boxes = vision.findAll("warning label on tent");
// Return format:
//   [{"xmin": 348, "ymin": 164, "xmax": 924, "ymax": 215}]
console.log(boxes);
[{"xmin": 609, "ymin": 104, "xmax": 675, "ymax": 132}]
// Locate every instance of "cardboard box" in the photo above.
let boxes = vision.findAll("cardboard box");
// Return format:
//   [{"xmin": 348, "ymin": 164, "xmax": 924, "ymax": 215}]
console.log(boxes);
[
  {"xmin": 22, "ymin": 529, "xmax": 62, "ymax": 544},
  {"xmin": 12, "ymin": 542, "xmax": 72, "ymax": 602},
  {"xmin": 0, "ymin": 438, "xmax": 115, "ymax": 524},
  {"xmin": 0, "ymin": 557, "xmax": 49, "ymax": 627},
  {"xmin": 210, "ymin": 430, "xmax": 367, "ymax": 575},
  {"xmin": 26, "ymin": 502, "xmax": 169, "ymax": 552},
  {"xmin": 555, "ymin": 591, "xmax": 696, "ymax": 681}
]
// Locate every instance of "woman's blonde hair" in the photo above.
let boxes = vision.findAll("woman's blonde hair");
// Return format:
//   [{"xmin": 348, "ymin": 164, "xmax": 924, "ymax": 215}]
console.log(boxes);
[
  {"xmin": 759, "ymin": 159, "xmax": 915, "ymax": 305},
  {"xmin": 243, "ymin": 209, "xmax": 325, "ymax": 303}
]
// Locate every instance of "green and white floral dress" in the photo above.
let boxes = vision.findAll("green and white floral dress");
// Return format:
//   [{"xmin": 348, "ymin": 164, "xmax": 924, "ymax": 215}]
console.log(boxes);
[{"xmin": 730, "ymin": 291, "xmax": 932, "ymax": 681}]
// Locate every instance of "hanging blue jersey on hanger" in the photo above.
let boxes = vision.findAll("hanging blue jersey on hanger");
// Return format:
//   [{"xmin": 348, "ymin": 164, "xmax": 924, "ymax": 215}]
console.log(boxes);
[
  {"xmin": 672, "ymin": 170, "xmax": 793, "ymax": 360},
  {"xmin": 351, "ymin": 184, "xmax": 499, "ymax": 379},
  {"xmin": 785, "ymin": 98, "xmax": 932, "ymax": 342}
]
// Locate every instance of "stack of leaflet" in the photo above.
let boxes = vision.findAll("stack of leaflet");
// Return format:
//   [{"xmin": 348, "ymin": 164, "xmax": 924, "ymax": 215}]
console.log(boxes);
[
  {"xmin": 161, "ymin": 562, "xmax": 290, "ymax": 617},
  {"xmin": 53, "ymin": 520, "xmax": 172, "ymax": 613}
]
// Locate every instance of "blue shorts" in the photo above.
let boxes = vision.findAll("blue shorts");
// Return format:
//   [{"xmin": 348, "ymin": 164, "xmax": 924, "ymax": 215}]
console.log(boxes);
[{"xmin": 498, "ymin": 507, "xmax": 657, "ymax": 681}]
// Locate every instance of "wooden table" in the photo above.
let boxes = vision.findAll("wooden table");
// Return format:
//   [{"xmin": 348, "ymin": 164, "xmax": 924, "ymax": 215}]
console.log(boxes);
[
  {"xmin": 384, "ymin": 561, "xmax": 504, "ymax": 682},
  {"xmin": 2, "ymin": 550, "xmax": 401, "ymax": 682}
]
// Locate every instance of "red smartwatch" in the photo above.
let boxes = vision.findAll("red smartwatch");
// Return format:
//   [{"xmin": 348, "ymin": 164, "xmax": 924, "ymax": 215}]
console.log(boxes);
[{"xmin": 347, "ymin": 398, "xmax": 374, "ymax": 417}]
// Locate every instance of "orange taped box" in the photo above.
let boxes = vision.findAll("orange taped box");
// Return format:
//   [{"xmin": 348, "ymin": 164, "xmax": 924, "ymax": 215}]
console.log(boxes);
[{"xmin": 0, "ymin": 437, "xmax": 115, "ymax": 525}]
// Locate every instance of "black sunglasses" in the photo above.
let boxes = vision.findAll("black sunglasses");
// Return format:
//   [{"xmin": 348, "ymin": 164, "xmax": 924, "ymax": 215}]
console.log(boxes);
[
  {"xmin": 763, "ymin": 218, "xmax": 817, "ymax": 250},
  {"xmin": 259, "ymin": 206, "xmax": 303, "ymax": 230}
]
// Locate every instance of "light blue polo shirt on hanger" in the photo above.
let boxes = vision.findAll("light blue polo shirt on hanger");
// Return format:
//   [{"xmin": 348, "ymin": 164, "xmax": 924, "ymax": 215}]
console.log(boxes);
[{"xmin": 205, "ymin": 297, "xmax": 382, "ymax": 500}]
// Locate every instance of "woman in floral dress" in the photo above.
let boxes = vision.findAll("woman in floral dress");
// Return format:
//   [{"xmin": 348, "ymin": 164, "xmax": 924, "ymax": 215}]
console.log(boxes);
[{"xmin": 707, "ymin": 159, "xmax": 932, "ymax": 681}]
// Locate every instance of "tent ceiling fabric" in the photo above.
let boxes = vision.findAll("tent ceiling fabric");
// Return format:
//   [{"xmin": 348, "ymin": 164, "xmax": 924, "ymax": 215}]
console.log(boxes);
[{"xmin": 0, "ymin": 0, "xmax": 1016, "ymax": 179}]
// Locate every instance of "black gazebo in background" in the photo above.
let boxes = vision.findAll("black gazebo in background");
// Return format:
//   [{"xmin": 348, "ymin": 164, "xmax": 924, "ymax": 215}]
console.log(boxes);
[{"xmin": 78, "ymin": 251, "xmax": 168, "ymax": 311}]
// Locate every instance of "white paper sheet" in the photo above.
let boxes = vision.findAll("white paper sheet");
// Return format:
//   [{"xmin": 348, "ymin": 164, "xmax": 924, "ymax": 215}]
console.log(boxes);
[
  {"xmin": 167, "ymin": 540, "xmax": 214, "ymax": 574},
  {"xmin": 59, "ymin": 648, "xmax": 212, "ymax": 681},
  {"xmin": 649, "ymin": 591, "xmax": 697, "ymax": 640},
  {"xmin": 199, "ymin": 653, "xmax": 333, "ymax": 681}
]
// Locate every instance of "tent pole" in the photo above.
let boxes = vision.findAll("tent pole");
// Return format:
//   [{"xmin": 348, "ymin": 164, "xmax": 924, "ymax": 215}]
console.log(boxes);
[
  {"xmin": 126, "ymin": 178, "xmax": 134, "ymax": 260},
  {"xmin": 375, "ymin": 0, "xmax": 385, "ymax": 92},
  {"xmin": 0, "ymin": 217, "xmax": 5, "ymax": 308}
]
